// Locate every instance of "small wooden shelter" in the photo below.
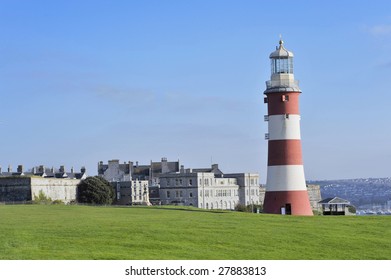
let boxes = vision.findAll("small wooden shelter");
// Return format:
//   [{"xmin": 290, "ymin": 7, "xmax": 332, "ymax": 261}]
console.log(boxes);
[{"xmin": 318, "ymin": 197, "xmax": 350, "ymax": 215}]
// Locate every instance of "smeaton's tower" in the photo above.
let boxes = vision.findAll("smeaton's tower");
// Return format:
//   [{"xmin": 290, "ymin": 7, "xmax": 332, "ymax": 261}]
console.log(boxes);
[{"xmin": 263, "ymin": 40, "xmax": 313, "ymax": 215}]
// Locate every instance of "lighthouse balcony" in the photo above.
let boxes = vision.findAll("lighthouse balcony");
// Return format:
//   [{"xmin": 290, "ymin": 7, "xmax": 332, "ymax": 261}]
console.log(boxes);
[{"xmin": 265, "ymin": 80, "xmax": 301, "ymax": 93}]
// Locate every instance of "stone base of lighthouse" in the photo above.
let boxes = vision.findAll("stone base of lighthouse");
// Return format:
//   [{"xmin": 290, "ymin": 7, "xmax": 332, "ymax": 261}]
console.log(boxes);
[{"xmin": 263, "ymin": 190, "xmax": 313, "ymax": 215}]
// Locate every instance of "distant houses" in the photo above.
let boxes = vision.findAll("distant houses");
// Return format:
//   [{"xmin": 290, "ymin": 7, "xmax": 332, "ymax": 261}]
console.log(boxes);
[
  {"xmin": 0, "ymin": 159, "xmax": 322, "ymax": 213},
  {"xmin": 97, "ymin": 158, "xmax": 262, "ymax": 210},
  {"xmin": 0, "ymin": 165, "xmax": 87, "ymax": 179}
]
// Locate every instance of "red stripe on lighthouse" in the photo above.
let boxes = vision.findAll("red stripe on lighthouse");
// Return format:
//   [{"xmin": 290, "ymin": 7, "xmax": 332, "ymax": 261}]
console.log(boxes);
[
  {"xmin": 267, "ymin": 92, "xmax": 300, "ymax": 115},
  {"xmin": 268, "ymin": 140, "xmax": 303, "ymax": 166},
  {"xmin": 263, "ymin": 190, "xmax": 313, "ymax": 215}
]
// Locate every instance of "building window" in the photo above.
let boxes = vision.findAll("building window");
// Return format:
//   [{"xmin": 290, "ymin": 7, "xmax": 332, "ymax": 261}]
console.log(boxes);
[
  {"xmin": 189, "ymin": 179, "xmax": 193, "ymax": 186},
  {"xmin": 189, "ymin": 192, "xmax": 193, "ymax": 198},
  {"xmin": 167, "ymin": 191, "xmax": 170, "ymax": 198}
]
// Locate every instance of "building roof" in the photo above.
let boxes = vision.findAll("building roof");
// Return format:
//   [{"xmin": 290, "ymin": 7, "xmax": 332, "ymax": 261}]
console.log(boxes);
[
  {"xmin": 0, "ymin": 165, "xmax": 86, "ymax": 180},
  {"xmin": 192, "ymin": 164, "xmax": 223, "ymax": 176},
  {"xmin": 98, "ymin": 160, "xmax": 131, "ymax": 176},
  {"xmin": 269, "ymin": 39, "xmax": 294, "ymax": 58},
  {"xmin": 318, "ymin": 197, "xmax": 350, "ymax": 205}
]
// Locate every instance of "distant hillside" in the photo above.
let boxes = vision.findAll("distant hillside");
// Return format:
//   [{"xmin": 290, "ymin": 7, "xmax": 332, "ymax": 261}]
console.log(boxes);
[{"xmin": 308, "ymin": 178, "xmax": 391, "ymax": 208}]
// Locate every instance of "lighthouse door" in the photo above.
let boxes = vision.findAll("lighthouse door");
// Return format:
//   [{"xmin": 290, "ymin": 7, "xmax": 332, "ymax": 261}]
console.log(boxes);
[{"xmin": 285, "ymin": 204, "xmax": 292, "ymax": 215}]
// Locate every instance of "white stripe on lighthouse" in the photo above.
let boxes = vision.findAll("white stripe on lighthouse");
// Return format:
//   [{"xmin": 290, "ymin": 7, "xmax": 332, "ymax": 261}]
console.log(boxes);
[
  {"xmin": 266, "ymin": 165, "xmax": 307, "ymax": 192},
  {"xmin": 268, "ymin": 114, "xmax": 301, "ymax": 140}
]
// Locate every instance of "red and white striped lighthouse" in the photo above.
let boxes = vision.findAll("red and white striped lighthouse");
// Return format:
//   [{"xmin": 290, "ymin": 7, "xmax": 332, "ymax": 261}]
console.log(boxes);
[{"xmin": 263, "ymin": 39, "xmax": 313, "ymax": 215}]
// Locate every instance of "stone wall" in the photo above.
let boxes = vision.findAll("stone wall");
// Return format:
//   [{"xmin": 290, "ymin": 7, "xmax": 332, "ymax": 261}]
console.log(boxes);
[
  {"xmin": 0, "ymin": 176, "xmax": 80, "ymax": 204},
  {"xmin": 0, "ymin": 177, "xmax": 32, "ymax": 202},
  {"xmin": 307, "ymin": 184, "xmax": 322, "ymax": 211},
  {"xmin": 31, "ymin": 177, "xmax": 79, "ymax": 204}
]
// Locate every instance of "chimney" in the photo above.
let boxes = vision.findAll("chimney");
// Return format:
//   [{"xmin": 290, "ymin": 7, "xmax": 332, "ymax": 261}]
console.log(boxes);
[
  {"xmin": 180, "ymin": 165, "xmax": 185, "ymax": 173},
  {"xmin": 39, "ymin": 165, "xmax": 45, "ymax": 173},
  {"xmin": 81, "ymin": 166, "xmax": 86, "ymax": 173},
  {"xmin": 17, "ymin": 165, "xmax": 23, "ymax": 173},
  {"xmin": 71, "ymin": 166, "xmax": 74, "ymax": 174},
  {"xmin": 8, "ymin": 165, "xmax": 12, "ymax": 173},
  {"xmin": 59, "ymin": 166, "xmax": 65, "ymax": 173},
  {"xmin": 0, "ymin": 165, "xmax": 2, "ymax": 173}
]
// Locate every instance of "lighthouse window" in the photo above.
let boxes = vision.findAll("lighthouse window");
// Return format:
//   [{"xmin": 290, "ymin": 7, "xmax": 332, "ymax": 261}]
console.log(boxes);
[{"xmin": 271, "ymin": 58, "xmax": 294, "ymax": 74}]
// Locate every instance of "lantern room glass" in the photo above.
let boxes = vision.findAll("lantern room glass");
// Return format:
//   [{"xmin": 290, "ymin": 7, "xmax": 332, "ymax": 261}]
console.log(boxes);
[{"xmin": 271, "ymin": 57, "xmax": 293, "ymax": 74}]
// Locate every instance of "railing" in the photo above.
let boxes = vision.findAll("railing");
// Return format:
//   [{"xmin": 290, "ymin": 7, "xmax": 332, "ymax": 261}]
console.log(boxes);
[{"xmin": 266, "ymin": 79, "xmax": 300, "ymax": 89}]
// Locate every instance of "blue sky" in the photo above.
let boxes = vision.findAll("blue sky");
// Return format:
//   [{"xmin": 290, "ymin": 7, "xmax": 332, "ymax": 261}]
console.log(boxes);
[{"xmin": 1, "ymin": 0, "xmax": 391, "ymax": 181}]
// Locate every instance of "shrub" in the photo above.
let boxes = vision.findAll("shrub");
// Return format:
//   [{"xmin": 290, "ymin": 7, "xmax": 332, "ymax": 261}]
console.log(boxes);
[
  {"xmin": 312, "ymin": 210, "xmax": 323, "ymax": 216},
  {"xmin": 33, "ymin": 190, "xmax": 52, "ymax": 205},
  {"xmin": 235, "ymin": 203, "xmax": 263, "ymax": 213},
  {"xmin": 347, "ymin": 205, "xmax": 356, "ymax": 214},
  {"xmin": 234, "ymin": 203, "xmax": 247, "ymax": 212},
  {"xmin": 52, "ymin": 200, "xmax": 65, "ymax": 205},
  {"xmin": 77, "ymin": 176, "xmax": 114, "ymax": 205}
]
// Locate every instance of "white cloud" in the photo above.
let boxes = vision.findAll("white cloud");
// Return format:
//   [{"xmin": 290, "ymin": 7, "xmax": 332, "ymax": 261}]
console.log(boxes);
[{"xmin": 367, "ymin": 24, "xmax": 391, "ymax": 36}]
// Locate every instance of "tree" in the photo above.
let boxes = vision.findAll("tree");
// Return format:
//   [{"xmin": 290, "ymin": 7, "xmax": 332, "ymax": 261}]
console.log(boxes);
[{"xmin": 77, "ymin": 176, "xmax": 114, "ymax": 205}]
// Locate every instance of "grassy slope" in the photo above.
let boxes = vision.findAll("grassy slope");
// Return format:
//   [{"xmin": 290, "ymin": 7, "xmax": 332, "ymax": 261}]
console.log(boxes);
[{"xmin": 0, "ymin": 205, "xmax": 390, "ymax": 260}]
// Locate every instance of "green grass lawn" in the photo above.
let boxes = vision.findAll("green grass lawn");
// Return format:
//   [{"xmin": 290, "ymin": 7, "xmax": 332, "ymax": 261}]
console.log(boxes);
[{"xmin": 0, "ymin": 204, "xmax": 390, "ymax": 260}]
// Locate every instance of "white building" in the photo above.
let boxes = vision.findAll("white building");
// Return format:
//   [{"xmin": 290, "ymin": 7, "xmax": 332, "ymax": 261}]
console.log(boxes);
[
  {"xmin": 98, "ymin": 158, "xmax": 180, "ymax": 205},
  {"xmin": 112, "ymin": 180, "xmax": 150, "ymax": 206},
  {"xmin": 159, "ymin": 165, "xmax": 261, "ymax": 210}
]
